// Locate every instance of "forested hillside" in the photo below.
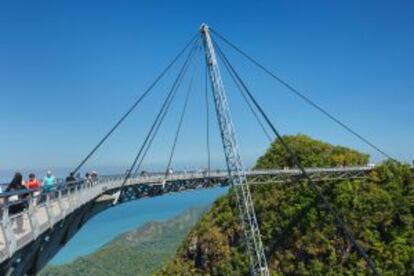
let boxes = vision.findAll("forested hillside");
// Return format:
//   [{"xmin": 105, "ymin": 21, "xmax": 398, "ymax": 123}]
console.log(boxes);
[
  {"xmin": 159, "ymin": 135, "xmax": 414, "ymax": 275},
  {"xmin": 255, "ymin": 134, "xmax": 369, "ymax": 168},
  {"xmin": 39, "ymin": 208, "xmax": 206, "ymax": 276}
]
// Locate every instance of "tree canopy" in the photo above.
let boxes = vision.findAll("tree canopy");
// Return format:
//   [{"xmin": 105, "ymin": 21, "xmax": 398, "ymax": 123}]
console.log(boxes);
[
  {"xmin": 255, "ymin": 134, "xmax": 369, "ymax": 169},
  {"xmin": 159, "ymin": 135, "xmax": 413, "ymax": 275},
  {"xmin": 39, "ymin": 208, "xmax": 206, "ymax": 276}
]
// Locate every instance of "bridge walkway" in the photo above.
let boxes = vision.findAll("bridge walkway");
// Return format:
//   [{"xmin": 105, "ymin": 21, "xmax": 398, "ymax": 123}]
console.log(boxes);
[{"xmin": 0, "ymin": 166, "xmax": 372, "ymax": 267}]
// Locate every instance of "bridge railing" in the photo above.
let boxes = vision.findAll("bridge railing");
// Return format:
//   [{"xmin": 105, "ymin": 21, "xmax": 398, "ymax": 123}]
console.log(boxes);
[
  {"xmin": 0, "ymin": 178, "xmax": 107, "ymax": 262},
  {"xmin": 0, "ymin": 166, "xmax": 379, "ymax": 264},
  {"xmin": 0, "ymin": 170, "xmax": 225, "ymax": 262},
  {"xmin": 0, "ymin": 166, "xmax": 373, "ymax": 215}
]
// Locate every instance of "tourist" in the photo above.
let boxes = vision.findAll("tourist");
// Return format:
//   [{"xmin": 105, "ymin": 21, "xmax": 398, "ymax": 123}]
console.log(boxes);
[
  {"xmin": 85, "ymin": 172, "xmax": 92, "ymax": 187},
  {"xmin": 26, "ymin": 173, "xmax": 40, "ymax": 190},
  {"xmin": 91, "ymin": 171, "xmax": 98, "ymax": 181},
  {"xmin": 26, "ymin": 173, "xmax": 41, "ymax": 204},
  {"xmin": 65, "ymin": 172, "xmax": 77, "ymax": 191},
  {"xmin": 43, "ymin": 170, "xmax": 56, "ymax": 193},
  {"xmin": 65, "ymin": 172, "xmax": 76, "ymax": 184},
  {"xmin": 6, "ymin": 172, "xmax": 27, "ymax": 233}
]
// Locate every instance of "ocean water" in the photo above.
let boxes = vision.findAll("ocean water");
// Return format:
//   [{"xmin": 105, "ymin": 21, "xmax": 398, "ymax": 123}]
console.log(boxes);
[{"xmin": 50, "ymin": 186, "xmax": 228, "ymax": 265}]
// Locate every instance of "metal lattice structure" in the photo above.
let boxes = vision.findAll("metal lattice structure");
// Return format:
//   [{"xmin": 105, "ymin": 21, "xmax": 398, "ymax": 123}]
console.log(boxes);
[
  {"xmin": 0, "ymin": 166, "xmax": 379, "ymax": 274},
  {"xmin": 200, "ymin": 24, "xmax": 269, "ymax": 276}
]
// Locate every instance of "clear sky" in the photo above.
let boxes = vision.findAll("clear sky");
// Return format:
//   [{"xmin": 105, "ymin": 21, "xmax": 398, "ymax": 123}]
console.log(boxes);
[{"xmin": 1, "ymin": 0, "xmax": 413, "ymax": 179}]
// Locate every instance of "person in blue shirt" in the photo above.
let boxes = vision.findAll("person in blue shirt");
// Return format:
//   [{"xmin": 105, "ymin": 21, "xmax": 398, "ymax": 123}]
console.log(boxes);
[{"xmin": 43, "ymin": 170, "xmax": 56, "ymax": 192}]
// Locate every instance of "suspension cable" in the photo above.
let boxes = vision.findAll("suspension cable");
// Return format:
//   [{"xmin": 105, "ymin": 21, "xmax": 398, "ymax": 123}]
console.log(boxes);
[
  {"xmin": 205, "ymin": 63, "xmax": 211, "ymax": 175},
  {"xmin": 215, "ymin": 43, "xmax": 380, "ymax": 275},
  {"xmin": 133, "ymin": 44, "xmax": 202, "ymax": 176},
  {"xmin": 116, "ymin": 40, "xmax": 199, "ymax": 199},
  {"xmin": 164, "ymin": 65, "xmax": 197, "ymax": 176},
  {"xmin": 134, "ymin": 79, "xmax": 179, "ymax": 176},
  {"xmin": 239, "ymin": 84, "xmax": 273, "ymax": 143},
  {"xmin": 72, "ymin": 33, "xmax": 199, "ymax": 174},
  {"xmin": 212, "ymin": 40, "xmax": 272, "ymax": 143},
  {"xmin": 134, "ymin": 88, "xmax": 178, "ymax": 176},
  {"xmin": 210, "ymin": 28, "xmax": 394, "ymax": 161}
]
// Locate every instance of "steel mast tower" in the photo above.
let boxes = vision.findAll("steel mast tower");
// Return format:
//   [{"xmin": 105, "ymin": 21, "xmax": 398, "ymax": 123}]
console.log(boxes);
[{"xmin": 200, "ymin": 24, "xmax": 269, "ymax": 276}]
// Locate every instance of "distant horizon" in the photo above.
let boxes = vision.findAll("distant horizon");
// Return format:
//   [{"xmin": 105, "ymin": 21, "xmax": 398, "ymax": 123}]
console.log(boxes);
[
  {"xmin": 0, "ymin": 130, "xmax": 400, "ymax": 183},
  {"xmin": 0, "ymin": 148, "xmax": 394, "ymax": 184}
]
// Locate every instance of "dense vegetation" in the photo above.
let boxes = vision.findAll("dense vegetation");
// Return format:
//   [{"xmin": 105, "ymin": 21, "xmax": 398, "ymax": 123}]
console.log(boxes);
[
  {"xmin": 39, "ymin": 208, "xmax": 206, "ymax": 276},
  {"xmin": 159, "ymin": 135, "xmax": 414, "ymax": 275},
  {"xmin": 256, "ymin": 134, "xmax": 369, "ymax": 168}
]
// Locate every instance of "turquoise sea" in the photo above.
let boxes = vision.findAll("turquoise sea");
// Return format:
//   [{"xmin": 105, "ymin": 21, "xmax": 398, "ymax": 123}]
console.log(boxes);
[{"xmin": 50, "ymin": 186, "xmax": 228, "ymax": 265}]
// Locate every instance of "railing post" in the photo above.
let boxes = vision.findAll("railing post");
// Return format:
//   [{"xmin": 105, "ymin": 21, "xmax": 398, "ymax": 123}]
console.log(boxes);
[
  {"xmin": 68, "ymin": 185, "xmax": 75, "ymax": 213},
  {"xmin": 80, "ymin": 180, "xmax": 89, "ymax": 205},
  {"xmin": 27, "ymin": 193, "xmax": 39, "ymax": 239},
  {"xmin": 76, "ymin": 182, "xmax": 81, "ymax": 203},
  {"xmin": 2, "ymin": 206, "xmax": 16, "ymax": 259},
  {"xmin": 45, "ymin": 192, "xmax": 53, "ymax": 227},
  {"xmin": 56, "ymin": 189, "xmax": 64, "ymax": 219}
]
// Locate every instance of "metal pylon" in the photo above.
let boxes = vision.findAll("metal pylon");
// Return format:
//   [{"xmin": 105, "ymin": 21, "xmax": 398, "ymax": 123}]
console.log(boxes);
[{"xmin": 200, "ymin": 24, "xmax": 269, "ymax": 276}]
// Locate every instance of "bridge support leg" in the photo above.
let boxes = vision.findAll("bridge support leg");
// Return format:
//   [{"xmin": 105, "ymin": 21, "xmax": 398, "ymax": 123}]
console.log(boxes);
[{"xmin": 200, "ymin": 24, "xmax": 269, "ymax": 275}]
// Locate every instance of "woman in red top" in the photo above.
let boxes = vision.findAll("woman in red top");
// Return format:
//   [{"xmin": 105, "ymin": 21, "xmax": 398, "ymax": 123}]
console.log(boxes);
[{"xmin": 26, "ymin": 173, "xmax": 40, "ymax": 189}]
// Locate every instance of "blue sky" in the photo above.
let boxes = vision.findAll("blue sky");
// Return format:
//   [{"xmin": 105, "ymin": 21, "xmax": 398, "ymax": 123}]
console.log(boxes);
[{"xmin": 1, "ymin": 0, "xmax": 413, "ymax": 179}]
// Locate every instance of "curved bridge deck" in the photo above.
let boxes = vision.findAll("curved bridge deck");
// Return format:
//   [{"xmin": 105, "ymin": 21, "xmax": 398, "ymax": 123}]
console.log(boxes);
[{"xmin": 0, "ymin": 166, "xmax": 372, "ymax": 274}]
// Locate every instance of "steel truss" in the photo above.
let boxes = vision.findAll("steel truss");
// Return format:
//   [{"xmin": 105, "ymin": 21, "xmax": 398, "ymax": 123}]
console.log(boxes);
[{"xmin": 200, "ymin": 24, "xmax": 269, "ymax": 275}]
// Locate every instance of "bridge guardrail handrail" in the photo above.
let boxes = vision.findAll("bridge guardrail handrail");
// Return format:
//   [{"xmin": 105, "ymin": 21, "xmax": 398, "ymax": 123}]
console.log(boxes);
[
  {"xmin": 0, "ymin": 179, "xmax": 94, "ymax": 211},
  {"xmin": 0, "ymin": 166, "xmax": 378, "ymax": 265}
]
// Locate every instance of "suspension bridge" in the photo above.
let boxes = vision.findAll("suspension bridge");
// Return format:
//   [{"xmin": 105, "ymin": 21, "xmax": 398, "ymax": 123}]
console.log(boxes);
[{"xmin": 0, "ymin": 24, "xmax": 398, "ymax": 275}]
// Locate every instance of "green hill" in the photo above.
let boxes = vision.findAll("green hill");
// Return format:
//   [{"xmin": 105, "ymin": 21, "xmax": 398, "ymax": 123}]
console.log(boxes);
[
  {"xmin": 39, "ymin": 207, "xmax": 207, "ymax": 276},
  {"xmin": 255, "ymin": 134, "xmax": 369, "ymax": 169},
  {"xmin": 158, "ymin": 135, "xmax": 414, "ymax": 275}
]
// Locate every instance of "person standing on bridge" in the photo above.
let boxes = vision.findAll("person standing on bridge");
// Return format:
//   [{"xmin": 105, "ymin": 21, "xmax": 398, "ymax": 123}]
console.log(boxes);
[
  {"xmin": 26, "ymin": 173, "xmax": 40, "ymax": 205},
  {"xmin": 42, "ymin": 170, "xmax": 56, "ymax": 193},
  {"xmin": 26, "ymin": 173, "xmax": 40, "ymax": 190},
  {"xmin": 65, "ymin": 172, "xmax": 76, "ymax": 184},
  {"xmin": 65, "ymin": 172, "xmax": 77, "ymax": 192},
  {"xmin": 6, "ymin": 172, "xmax": 27, "ymax": 233},
  {"xmin": 85, "ymin": 172, "xmax": 91, "ymax": 187}
]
